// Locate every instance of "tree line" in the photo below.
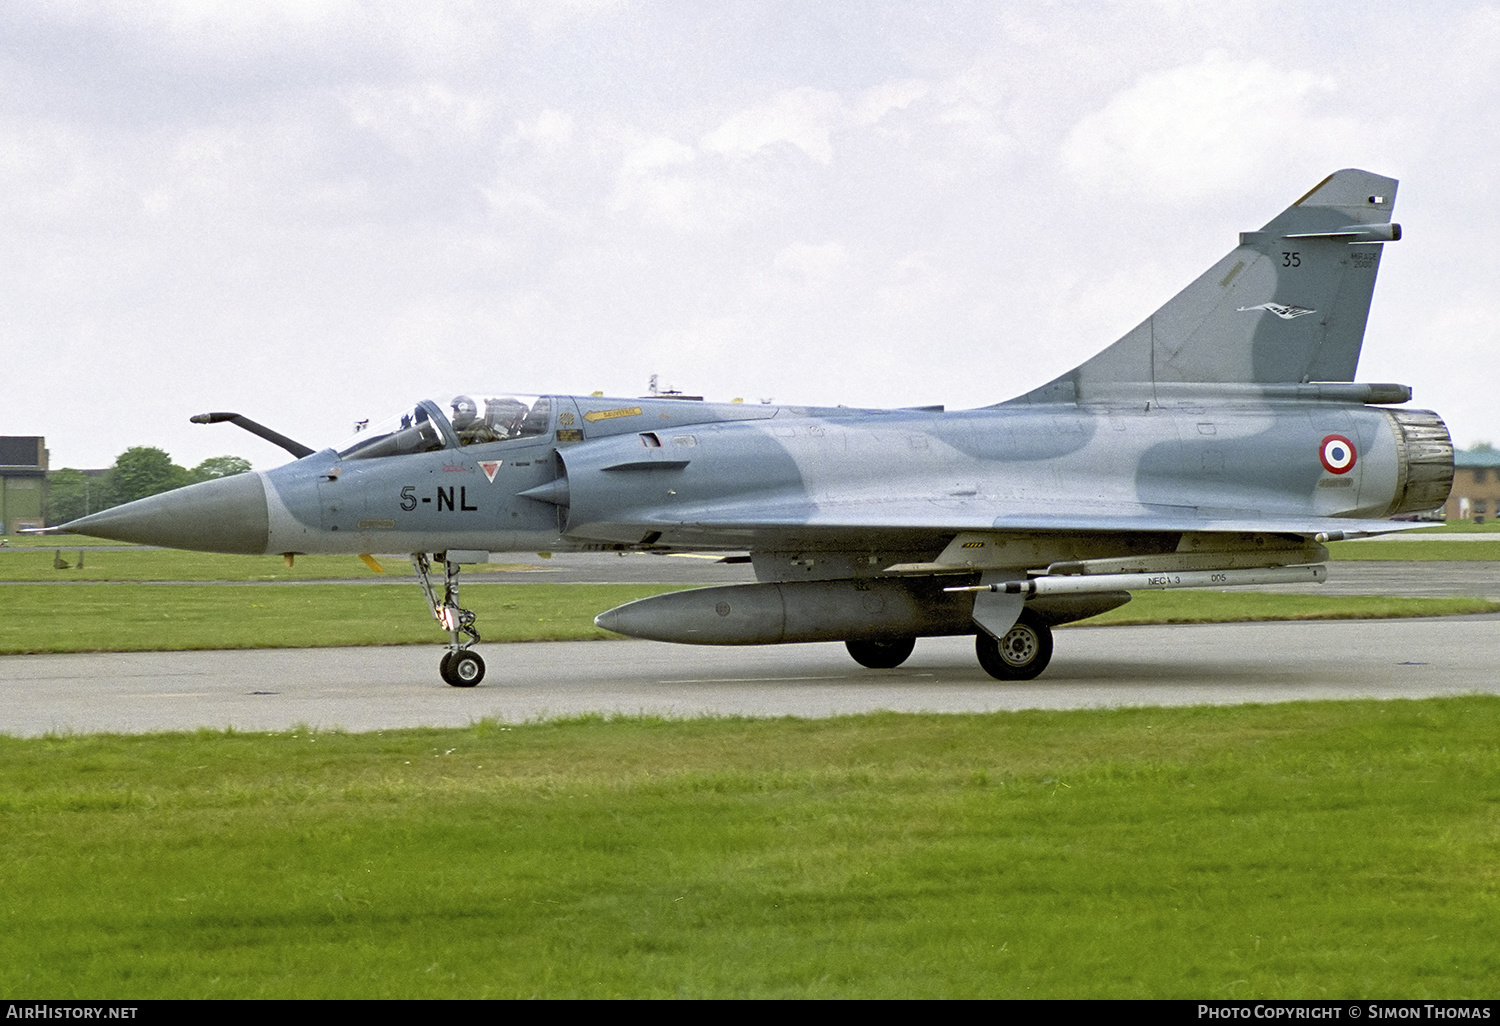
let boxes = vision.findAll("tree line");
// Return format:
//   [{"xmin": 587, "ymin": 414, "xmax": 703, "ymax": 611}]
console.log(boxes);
[{"xmin": 46, "ymin": 448, "xmax": 251, "ymax": 525}]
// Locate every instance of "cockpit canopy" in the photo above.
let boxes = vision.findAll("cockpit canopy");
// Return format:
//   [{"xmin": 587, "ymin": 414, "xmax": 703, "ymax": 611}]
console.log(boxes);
[{"xmin": 338, "ymin": 394, "xmax": 552, "ymax": 461}]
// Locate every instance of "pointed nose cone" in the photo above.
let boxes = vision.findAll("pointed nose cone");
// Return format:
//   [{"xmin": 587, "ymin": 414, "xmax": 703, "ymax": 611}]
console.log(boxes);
[{"xmin": 65, "ymin": 473, "xmax": 270, "ymax": 554}]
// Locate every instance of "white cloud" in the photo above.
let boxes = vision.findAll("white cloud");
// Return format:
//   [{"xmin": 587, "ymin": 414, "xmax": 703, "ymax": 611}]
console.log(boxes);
[
  {"xmin": 479, "ymin": 185, "xmax": 554, "ymax": 222},
  {"xmin": 37, "ymin": 0, "xmax": 362, "ymax": 59},
  {"xmin": 702, "ymin": 87, "xmax": 847, "ymax": 164},
  {"xmin": 772, "ymin": 241, "xmax": 849, "ymax": 288},
  {"xmin": 608, "ymin": 131, "xmax": 783, "ymax": 232},
  {"xmin": 620, "ymin": 134, "xmax": 696, "ymax": 175},
  {"xmin": 927, "ymin": 68, "xmax": 1015, "ymax": 155},
  {"xmin": 69, "ymin": 0, "xmax": 358, "ymax": 32},
  {"xmin": 610, "ymin": 134, "xmax": 707, "ymax": 227},
  {"xmin": 504, "ymin": 0, "xmax": 629, "ymax": 34},
  {"xmin": 1061, "ymin": 51, "xmax": 1361, "ymax": 201},
  {"xmin": 852, "ymin": 78, "xmax": 930, "ymax": 124},
  {"xmin": 342, "ymin": 83, "xmax": 493, "ymax": 148},
  {"xmin": 1375, "ymin": 288, "xmax": 1500, "ymax": 449},
  {"xmin": 516, "ymin": 108, "xmax": 576, "ymax": 153},
  {"xmin": 701, "ymin": 80, "xmax": 934, "ymax": 166}
]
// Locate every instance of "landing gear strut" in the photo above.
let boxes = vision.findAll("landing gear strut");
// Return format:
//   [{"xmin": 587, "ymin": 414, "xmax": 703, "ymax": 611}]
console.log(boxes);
[{"xmin": 412, "ymin": 553, "xmax": 485, "ymax": 687}]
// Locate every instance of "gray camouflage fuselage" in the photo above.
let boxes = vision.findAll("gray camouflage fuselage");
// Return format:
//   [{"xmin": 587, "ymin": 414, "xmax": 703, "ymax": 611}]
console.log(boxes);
[
  {"xmin": 94, "ymin": 389, "xmax": 1444, "ymax": 558},
  {"xmin": 62, "ymin": 169, "xmax": 1456, "ymax": 677}
]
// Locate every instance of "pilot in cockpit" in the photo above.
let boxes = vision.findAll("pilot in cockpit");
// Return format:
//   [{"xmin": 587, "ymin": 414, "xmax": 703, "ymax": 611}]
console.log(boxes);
[
  {"xmin": 484, "ymin": 397, "xmax": 529, "ymax": 440},
  {"xmin": 449, "ymin": 395, "xmax": 530, "ymax": 445}
]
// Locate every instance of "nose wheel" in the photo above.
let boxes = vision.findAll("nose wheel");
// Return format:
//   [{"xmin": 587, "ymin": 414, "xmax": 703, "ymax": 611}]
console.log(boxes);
[
  {"xmin": 412, "ymin": 553, "xmax": 486, "ymax": 687},
  {"xmin": 440, "ymin": 649, "xmax": 486, "ymax": 687}
]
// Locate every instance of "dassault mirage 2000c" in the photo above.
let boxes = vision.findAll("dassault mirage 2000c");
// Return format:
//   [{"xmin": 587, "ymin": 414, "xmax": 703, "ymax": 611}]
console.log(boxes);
[{"xmin": 61, "ymin": 169, "xmax": 1453, "ymax": 686}]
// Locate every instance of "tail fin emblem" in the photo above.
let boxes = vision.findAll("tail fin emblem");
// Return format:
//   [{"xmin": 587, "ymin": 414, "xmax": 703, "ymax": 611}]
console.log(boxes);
[{"xmin": 1238, "ymin": 302, "xmax": 1317, "ymax": 320}]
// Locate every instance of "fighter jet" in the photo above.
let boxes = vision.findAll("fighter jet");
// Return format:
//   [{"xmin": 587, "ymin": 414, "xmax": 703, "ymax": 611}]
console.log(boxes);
[{"xmin": 62, "ymin": 169, "xmax": 1453, "ymax": 686}]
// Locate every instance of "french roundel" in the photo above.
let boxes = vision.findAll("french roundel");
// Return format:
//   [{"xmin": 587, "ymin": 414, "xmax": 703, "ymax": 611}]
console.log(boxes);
[{"xmin": 1319, "ymin": 434, "xmax": 1357, "ymax": 474}]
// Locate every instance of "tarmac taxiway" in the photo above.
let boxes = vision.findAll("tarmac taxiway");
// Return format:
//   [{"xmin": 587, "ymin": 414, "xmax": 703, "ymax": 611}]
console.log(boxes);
[{"xmin": 3, "ymin": 613, "xmax": 1497, "ymax": 737}]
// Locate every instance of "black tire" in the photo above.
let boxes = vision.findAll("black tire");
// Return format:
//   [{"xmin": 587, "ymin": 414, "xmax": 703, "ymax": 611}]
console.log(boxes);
[
  {"xmin": 439, "ymin": 651, "xmax": 457, "ymax": 685},
  {"xmin": 845, "ymin": 637, "xmax": 917, "ymax": 669},
  {"xmin": 447, "ymin": 650, "xmax": 485, "ymax": 688},
  {"xmin": 975, "ymin": 610, "xmax": 1053, "ymax": 681}
]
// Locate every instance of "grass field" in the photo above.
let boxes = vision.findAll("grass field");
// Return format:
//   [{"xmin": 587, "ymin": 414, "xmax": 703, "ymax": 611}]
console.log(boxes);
[
  {"xmin": 1326, "ymin": 540, "xmax": 1500, "ymax": 560},
  {"xmin": 3, "ymin": 533, "xmax": 1496, "ymax": 654},
  {"xmin": 0, "ymin": 533, "xmax": 136, "ymax": 548},
  {"xmin": 0, "ymin": 547, "xmax": 492, "ymax": 581},
  {"xmin": 1, "ymin": 699, "xmax": 1496, "ymax": 998},
  {"xmin": 4, "ymin": 531, "xmax": 1496, "ymax": 997},
  {"xmin": 1395, "ymin": 520, "xmax": 1500, "ymax": 533},
  {"xmin": 1, "ymin": 583, "xmax": 1495, "ymax": 654},
  {"xmin": 0, "ymin": 583, "xmax": 682, "ymax": 653},
  {"xmin": 4, "ymin": 529, "xmax": 1500, "ymax": 585}
]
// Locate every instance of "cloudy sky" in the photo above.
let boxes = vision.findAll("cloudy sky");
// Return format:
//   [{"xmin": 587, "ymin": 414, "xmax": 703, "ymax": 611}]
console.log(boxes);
[{"xmin": 4, "ymin": 1, "xmax": 1498, "ymax": 470}]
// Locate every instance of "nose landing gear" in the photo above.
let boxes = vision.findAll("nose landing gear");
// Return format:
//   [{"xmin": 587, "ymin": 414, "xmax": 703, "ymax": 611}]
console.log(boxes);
[{"xmin": 412, "ymin": 553, "xmax": 485, "ymax": 687}]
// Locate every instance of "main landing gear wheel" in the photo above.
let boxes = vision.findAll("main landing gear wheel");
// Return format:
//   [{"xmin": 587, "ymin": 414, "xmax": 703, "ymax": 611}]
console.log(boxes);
[
  {"xmin": 441, "ymin": 650, "xmax": 485, "ymax": 687},
  {"xmin": 975, "ymin": 610, "xmax": 1053, "ymax": 681},
  {"xmin": 845, "ymin": 636, "xmax": 917, "ymax": 669}
]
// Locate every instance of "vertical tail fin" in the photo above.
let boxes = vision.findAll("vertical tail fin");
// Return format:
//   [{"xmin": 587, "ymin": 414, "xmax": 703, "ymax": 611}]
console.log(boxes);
[{"xmin": 1014, "ymin": 169, "xmax": 1400, "ymax": 403}]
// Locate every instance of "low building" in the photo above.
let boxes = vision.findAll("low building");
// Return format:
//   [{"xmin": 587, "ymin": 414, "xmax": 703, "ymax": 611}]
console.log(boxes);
[
  {"xmin": 1444, "ymin": 448, "xmax": 1500, "ymax": 522},
  {"xmin": 0, "ymin": 436, "xmax": 48, "ymax": 535}
]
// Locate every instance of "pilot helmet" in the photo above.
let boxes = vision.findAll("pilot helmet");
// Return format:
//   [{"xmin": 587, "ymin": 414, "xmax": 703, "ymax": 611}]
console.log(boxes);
[{"xmin": 450, "ymin": 395, "xmax": 480, "ymax": 431}]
